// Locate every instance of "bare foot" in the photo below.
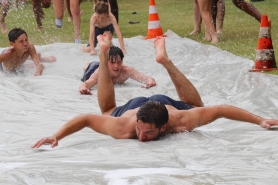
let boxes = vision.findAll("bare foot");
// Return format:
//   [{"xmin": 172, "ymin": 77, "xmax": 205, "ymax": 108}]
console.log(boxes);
[
  {"xmin": 216, "ymin": 29, "xmax": 222, "ymax": 34},
  {"xmin": 97, "ymin": 35, "xmax": 111, "ymax": 54},
  {"xmin": 41, "ymin": 56, "xmax": 56, "ymax": 63},
  {"xmin": 190, "ymin": 29, "xmax": 200, "ymax": 35},
  {"xmin": 154, "ymin": 37, "xmax": 170, "ymax": 65},
  {"xmin": 68, "ymin": 16, "xmax": 72, "ymax": 22},
  {"xmin": 211, "ymin": 35, "xmax": 219, "ymax": 44},
  {"xmin": 0, "ymin": 23, "xmax": 8, "ymax": 34},
  {"xmin": 82, "ymin": 46, "xmax": 91, "ymax": 53}
]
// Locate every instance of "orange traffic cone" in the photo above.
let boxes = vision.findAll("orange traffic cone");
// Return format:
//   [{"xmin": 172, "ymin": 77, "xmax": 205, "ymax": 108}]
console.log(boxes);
[
  {"xmin": 250, "ymin": 14, "xmax": 278, "ymax": 72},
  {"xmin": 145, "ymin": 0, "xmax": 165, "ymax": 39}
]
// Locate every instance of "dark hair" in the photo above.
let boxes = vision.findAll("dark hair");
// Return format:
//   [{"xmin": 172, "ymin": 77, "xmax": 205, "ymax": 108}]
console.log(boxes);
[
  {"xmin": 136, "ymin": 101, "xmax": 169, "ymax": 129},
  {"xmin": 8, "ymin": 28, "xmax": 28, "ymax": 42},
  {"xmin": 109, "ymin": 45, "xmax": 124, "ymax": 62},
  {"xmin": 95, "ymin": 1, "xmax": 109, "ymax": 14}
]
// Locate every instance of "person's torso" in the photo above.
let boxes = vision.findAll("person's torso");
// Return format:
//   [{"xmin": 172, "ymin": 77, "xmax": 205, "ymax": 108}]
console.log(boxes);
[{"xmin": 2, "ymin": 49, "xmax": 30, "ymax": 72}]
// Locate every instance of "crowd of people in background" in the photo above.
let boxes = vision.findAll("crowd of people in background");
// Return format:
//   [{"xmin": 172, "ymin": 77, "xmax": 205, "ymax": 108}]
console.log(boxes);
[{"xmin": 1, "ymin": 0, "xmax": 264, "ymax": 44}]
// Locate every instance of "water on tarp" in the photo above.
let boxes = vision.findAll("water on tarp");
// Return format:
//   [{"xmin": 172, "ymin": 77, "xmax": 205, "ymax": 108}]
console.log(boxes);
[{"xmin": 1, "ymin": 30, "xmax": 278, "ymax": 184}]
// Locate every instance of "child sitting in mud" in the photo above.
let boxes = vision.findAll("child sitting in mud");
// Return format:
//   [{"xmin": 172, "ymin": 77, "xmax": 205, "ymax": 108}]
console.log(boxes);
[
  {"xmin": 0, "ymin": 28, "xmax": 56, "ymax": 76},
  {"xmin": 82, "ymin": 1, "xmax": 126, "ymax": 55}
]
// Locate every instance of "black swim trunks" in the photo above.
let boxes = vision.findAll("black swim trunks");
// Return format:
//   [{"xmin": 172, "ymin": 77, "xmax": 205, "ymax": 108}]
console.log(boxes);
[
  {"xmin": 110, "ymin": 94, "xmax": 194, "ymax": 117},
  {"xmin": 87, "ymin": 24, "xmax": 115, "ymax": 47},
  {"xmin": 81, "ymin": 61, "xmax": 99, "ymax": 82}
]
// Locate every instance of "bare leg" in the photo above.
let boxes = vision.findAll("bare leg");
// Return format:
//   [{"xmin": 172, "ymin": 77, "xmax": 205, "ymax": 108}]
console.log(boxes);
[
  {"xmin": 211, "ymin": 0, "xmax": 217, "ymax": 29},
  {"xmin": 154, "ymin": 37, "xmax": 204, "ymax": 107},
  {"xmin": 65, "ymin": 0, "xmax": 72, "ymax": 22},
  {"xmin": 53, "ymin": 0, "xmax": 64, "ymax": 27},
  {"xmin": 232, "ymin": 0, "xmax": 261, "ymax": 22},
  {"xmin": 0, "ymin": 3, "xmax": 9, "ymax": 34},
  {"xmin": 216, "ymin": 0, "xmax": 225, "ymax": 34},
  {"xmin": 97, "ymin": 34, "xmax": 116, "ymax": 114},
  {"xmin": 69, "ymin": 0, "xmax": 81, "ymax": 43},
  {"xmin": 32, "ymin": 0, "xmax": 44, "ymax": 30},
  {"xmin": 190, "ymin": 0, "xmax": 202, "ymax": 35},
  {"xmin": 198, "ymin": 0, "xmax": 219, "ymax": 43},
  {"xmin": 109, "ymin": 0, "xmax": 118, "ymax": 23}
]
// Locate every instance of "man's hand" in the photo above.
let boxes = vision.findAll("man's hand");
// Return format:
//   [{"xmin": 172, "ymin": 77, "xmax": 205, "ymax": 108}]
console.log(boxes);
[
  {"xmin": 79, "ymin": 83, "xmax": 92, "ymax": 95},
  {"xmin": 259, "ymin": 119, "xmax": 278, "ymax": 129},
  {"xmin": 141, "ymin": 77, "xmax": 157, "ymax": 89},
  {"xmin": 31, "ymin": 135, "xmax": 58, "ymax": 148}
]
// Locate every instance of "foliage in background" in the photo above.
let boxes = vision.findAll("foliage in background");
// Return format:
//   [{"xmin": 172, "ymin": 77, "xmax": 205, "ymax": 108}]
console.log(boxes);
[{"xmin": 0, "ymin": 0, "xmax": 277, "ymax": 74}]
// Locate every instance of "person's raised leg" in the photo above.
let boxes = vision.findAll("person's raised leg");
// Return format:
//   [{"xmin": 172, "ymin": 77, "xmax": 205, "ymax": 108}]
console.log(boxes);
[
  {"xmin": 97, "ymin": 34, "xmax": 117, "ymax": 114},
  {"xmin": 232, "ymin": 0, "xmax": 261, "ymax": 22},
  {"xmin": 154, "ymin": 37, "xmax": 204, "ymax": 107},
  {"xmin": 190, "ymin": 0, "xmax": 202, "ymax": 35},
  {"xmin": 0, "ymin": 2, "xmax": 9, "ymax": 34}
]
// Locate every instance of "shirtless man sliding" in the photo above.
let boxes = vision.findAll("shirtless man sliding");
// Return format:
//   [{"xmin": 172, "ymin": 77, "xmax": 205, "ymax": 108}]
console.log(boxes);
[
  {"xmin": 32, "ymin": 35, "xmax": 278, "ymax": 148},
  {"xmin": 79, "ymin": 45, "xmax": 156, "ymax": 95},
  {"xmin": 0, "ymin": 28, "xmax": 56, "ymax": 76}
]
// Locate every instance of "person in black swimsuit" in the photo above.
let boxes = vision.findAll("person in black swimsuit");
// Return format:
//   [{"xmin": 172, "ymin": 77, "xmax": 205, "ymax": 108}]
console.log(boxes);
[{"xmin": 32, "ymin": 35, "xmax": 278, "ymax": 149}]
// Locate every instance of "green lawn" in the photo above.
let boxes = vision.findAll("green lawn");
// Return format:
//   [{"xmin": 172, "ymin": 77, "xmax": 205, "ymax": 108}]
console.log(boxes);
[{"xmin": 1, "ymin": 0, "xmax": 277, "ymax": 74}]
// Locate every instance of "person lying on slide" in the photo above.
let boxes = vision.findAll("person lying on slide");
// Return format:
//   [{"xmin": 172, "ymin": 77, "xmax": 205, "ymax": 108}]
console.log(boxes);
[
  {"xmin": 32, "ymin": 35, "xmax": 278, "ymax": 148},
  {"xmin": 79, "ymin": 45, "xmax": 156, "ymax": 95},
  {"xmin": 0, "ymin": 28, "xmax": 56, "ymax": 76}
]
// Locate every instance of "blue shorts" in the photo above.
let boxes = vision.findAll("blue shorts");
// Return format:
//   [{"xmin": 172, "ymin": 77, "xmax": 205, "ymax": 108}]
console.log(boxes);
[
  {"xmin": 87, "ymin": 24, "xmax": 115, "ymax": 47},
  {"xmin": 81, "ymin": 61, "xmax": 99, "ymax": 82},
  {"xmin": 110, "ymin": 94, "xmax": 194, "ymax": 117}
]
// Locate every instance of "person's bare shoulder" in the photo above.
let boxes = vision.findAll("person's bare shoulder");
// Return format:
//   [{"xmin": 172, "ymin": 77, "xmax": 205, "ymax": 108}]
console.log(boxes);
[{"xmin": 0, "ymin": 48, "xmax": 15, "ymax": 62}]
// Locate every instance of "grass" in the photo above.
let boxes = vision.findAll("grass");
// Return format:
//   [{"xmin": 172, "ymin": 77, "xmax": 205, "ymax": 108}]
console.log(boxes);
[{"xmin": 1, "ymin": 0, "xmax": 278, "ymax": 74}]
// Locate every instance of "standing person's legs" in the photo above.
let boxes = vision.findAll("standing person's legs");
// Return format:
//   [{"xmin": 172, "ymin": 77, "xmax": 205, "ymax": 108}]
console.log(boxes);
[
  {"xmin": 198, "ymin": 0, "xmax": 219, "ymax": 43},
  {"xmin": 109, "ymin": 0, "xmax": 118, "ymax": 23},
  {"xmin": 190, "ymin": 0, "xmax": 202, "ymax": 35},
  {"xmin": 69, "ymin": 0, "xmax": 81, "ymax": 43},
  {"xmin": 32, "ymin": 0, "xmax": 44, "ymax": 30},
  {"xmin": 154, "ymin": 37, "xmax": 204, "ymax": 107},
  {"xmin": 216, "ymin": 0, "xmax": 224, "ymax": 34},
  {"xmin": 232, "ymin": 0, "xmax": 261, "ymax": 22},
  {"xmin": 211, "ymin": 0, "xmax": 217, "ymax": 29},
  {"xmin": 0, "ymin": 1, "xmax": 9, "ymax": 34},
  {"xmin": 97, "ymin": 34, "xmax": 117, "ymax": 114},
  {"xmin": 65, "ymin": 0, "xmax": 72, "ymax": 22},
  {"xmin": 53, "ymin": 0, "xmax": 64, "ymax": 28}
]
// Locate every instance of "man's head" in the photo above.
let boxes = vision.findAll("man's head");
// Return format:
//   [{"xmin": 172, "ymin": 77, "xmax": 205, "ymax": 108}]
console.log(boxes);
[
  {"xmin": 136, "ymin": 101, "xmax": 169, "ymax": 142},
  {"xmin": 95, "ymin": 1, "xmax": 109, "ymax": 21},
  {"xmin": 108, "ymin": 45, "xmax": 124, "ymax": 77},
  {"xmin": 8, "ymin": 28, "xmax": 29, "ymax": 51}
]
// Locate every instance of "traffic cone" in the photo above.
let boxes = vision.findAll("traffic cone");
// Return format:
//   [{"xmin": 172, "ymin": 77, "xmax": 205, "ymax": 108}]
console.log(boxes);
[
  {"xmin": 144, "ymin": 0, "xmax": 165, "ymax": 39},
  {"xmin": 250, "ymin": 14, "xmax": 278, "ymax": 72}
]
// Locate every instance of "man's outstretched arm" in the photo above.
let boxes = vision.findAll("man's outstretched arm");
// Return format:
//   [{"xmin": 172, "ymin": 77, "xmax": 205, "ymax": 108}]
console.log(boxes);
[
  {"xmin": 127, "ymin": 67, "xmax": 157, "ymax": 88},
  {"xmin": 180, "ymin": 105, "xmax": 278, "ymax": 131},
  {"xmin": 31, "ymin": 114, "xmax": 124, "ymax": 148}
]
